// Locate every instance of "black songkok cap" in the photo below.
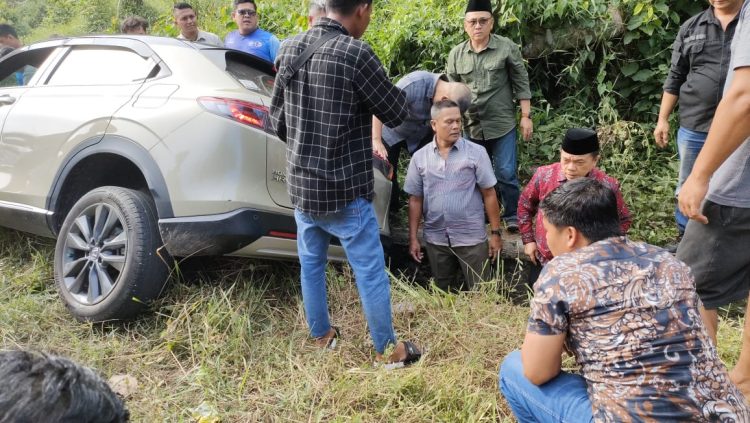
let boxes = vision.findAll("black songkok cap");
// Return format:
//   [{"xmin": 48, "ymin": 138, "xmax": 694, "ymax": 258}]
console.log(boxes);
[
  {"xmin": 466, "ymin": 0, "xmax": 492, "ymax": 13},
  {"xmin": 561, "ymin": 128, "xmax": 599, "ymax": 155}
]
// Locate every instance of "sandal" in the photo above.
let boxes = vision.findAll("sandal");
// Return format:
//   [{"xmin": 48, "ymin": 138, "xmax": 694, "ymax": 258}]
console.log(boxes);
[
  {"xmin": 377, "ymin": 341, "xmax": 422, "ymax": 370},
  {"xmin": 314, "ymin": 326, "xmax": 340, "ymax": 350}
]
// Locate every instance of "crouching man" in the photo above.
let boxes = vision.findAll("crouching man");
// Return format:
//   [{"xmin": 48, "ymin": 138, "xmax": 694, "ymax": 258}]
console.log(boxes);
[
  {"xmin": 499, "ymin": 178, "xmax": 750, "ymax": 421},
  {"xmin": 404, "ymin": 99, "xmax": 503, "ymax": 292}
]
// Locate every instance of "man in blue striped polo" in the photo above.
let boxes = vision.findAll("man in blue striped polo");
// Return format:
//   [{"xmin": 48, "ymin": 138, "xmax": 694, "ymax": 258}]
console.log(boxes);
[{"xmin": 404, "ymin": 99, "xmax": 503, "ymax": 291}]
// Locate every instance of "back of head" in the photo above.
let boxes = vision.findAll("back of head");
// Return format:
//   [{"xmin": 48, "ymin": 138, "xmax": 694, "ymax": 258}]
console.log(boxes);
[
  {"xmin": 431, "ymin": 98, "xmax": 460, "ymax": 120},
  {"xmin": 540, "ymin": 178, "xmax": 621, "ymax": 243},
  {"xmin": 446, "ymin": 82, "xmax": 472, "ymax": 114},
  {"xmin": 325, "ymin": 0, "xmax": 372, "ymax": 16},
  {"xmin": 120, "ymin": 16, "xmax": 148, "ymax": 34},
  {"xmin": 310, "ymin": 0, "xmax": 327, "ymax": 15},
  {"xmin": 0, "ymin": 24, "xmax": 17, "ymax": 39},
  {"xmin": 0, "ymin": 350, "xmax": 129, "ymax": 423}
]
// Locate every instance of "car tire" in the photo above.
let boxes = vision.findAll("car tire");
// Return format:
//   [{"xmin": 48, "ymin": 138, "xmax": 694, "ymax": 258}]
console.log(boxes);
[{"xmin": 53, "ymin": 186, "xmax": 170, "ymax": 321}]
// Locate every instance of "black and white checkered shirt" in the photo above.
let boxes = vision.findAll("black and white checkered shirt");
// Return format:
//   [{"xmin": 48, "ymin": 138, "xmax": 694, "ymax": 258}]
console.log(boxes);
[{"xmin": 269, "ymin": 18, "xmax": 408, "ymax": 215}]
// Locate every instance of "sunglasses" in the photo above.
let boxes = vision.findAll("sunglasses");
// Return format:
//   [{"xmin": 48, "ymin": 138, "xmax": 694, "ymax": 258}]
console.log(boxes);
[
  {"xmin": 465, "ymin": 17, "xmax": 491, "ymax": 27},
  {"xmin": 237, "ymin": 9, "xmax": 257, "ymax": 17}
]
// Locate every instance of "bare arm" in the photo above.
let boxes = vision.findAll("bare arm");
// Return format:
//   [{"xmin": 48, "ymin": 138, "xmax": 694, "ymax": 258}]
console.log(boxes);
[
  {"xmin": 679, "ymin": 67, "xmax": 750, "ymax": 223},
  {"xmin": 372, "ymin": 116, "xmax": 388, "ymax": 158},
  {"xmin": 408, "ymin": 195, "xmax": 424, "ymax": 263},
  {"xmin": 519, "ymin": 99, "xmax": 533, "ymax": 141},
  {"xmin": 654, "ymin": 92, "xmax": 678, "ymax": 148},
  {"xmin": 520, "ymin": 332, "xmax": 566, "ymax": 385},
  {"xmin": 481, "ymin": 187, "xmax": 503, "ymax": 258}
]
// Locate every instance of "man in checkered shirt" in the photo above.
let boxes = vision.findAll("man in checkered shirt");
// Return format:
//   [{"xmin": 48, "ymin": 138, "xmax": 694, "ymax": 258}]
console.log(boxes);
[{"xmin": 270, "ymin": 0, "xmax": 422, "ymax": 367}]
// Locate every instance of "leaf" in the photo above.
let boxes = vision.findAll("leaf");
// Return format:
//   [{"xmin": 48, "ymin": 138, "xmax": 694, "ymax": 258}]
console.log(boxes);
[
  {"xmin": 633, "ymin": 2, "xmax": 644, "ymax": 15},
  {"xmin": 623, "ymin": 31, "xmax": 639, "ymax": 45},
  {"xmin": 621, "ymin": 62, "xmax": 639, "ymax": 77},
  {"xmin": 631, "ymin": 69, "xmax": 655, "ymax": 82}
]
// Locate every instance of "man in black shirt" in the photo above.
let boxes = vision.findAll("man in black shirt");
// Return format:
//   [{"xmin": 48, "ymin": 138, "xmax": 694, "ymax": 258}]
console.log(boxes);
[{"xmin": 270, "ymin": 0, "xmax": 421, "ymax": 367}]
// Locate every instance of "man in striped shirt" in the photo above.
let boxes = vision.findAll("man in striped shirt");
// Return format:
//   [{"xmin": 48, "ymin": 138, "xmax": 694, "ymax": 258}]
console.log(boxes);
[{"xmin": 404, "ymin": 99, "xmax": 503, "ymax": 291}]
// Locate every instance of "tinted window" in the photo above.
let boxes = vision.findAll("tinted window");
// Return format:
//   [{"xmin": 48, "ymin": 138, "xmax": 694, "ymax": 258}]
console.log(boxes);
[
  {"xmin": 0, "ymin": 47, "xmax": 56, "ymax": 87},
  {"xmin": 205, "ymin": 50, "xmax": 275, "ymax": 96},
  {"xmin": 46, "ymin": 47, "xmax": 156, "ymax": 86}
]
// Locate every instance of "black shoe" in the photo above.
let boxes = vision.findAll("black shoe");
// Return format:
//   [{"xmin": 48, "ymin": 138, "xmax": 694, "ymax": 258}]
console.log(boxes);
[{"xmin": 505, "ymin": 219, "xmax": 519, "ymax": 234}]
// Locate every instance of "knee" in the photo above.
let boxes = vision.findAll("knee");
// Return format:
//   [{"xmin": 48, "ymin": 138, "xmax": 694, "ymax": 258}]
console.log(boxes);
[{"xmin": 499, "ymin": 350, "xmax": 524, "ymax": 391}]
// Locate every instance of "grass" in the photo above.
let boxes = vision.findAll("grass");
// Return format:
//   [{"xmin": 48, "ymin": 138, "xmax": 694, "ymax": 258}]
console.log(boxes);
[{"xmin": 0, "ymin": 226, "xmax": 745, "ymax": 421}]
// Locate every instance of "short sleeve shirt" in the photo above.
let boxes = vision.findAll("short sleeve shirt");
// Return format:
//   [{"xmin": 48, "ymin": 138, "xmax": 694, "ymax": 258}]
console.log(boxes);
[
  {"xmin": 403, "ymin": 138, "xmax": 497, "ymax": 247},
  {"xmin": 178, "ymin": 30, "xmax": 224, "ymax": 47},
  {"xmin": 446, "ymin": 34, "xmax": 531, "ymax": 140},
  {"xmin": 528, "ymin": 237, "xmax": 750, "ymax": 421},
  {"xmin": 224, "ymin": 28, "xmax": 280, "ymax": 63},
  {"xmin": 708, "ymin": 0, "xmax": 750, "ymax": 208},
  {"xmin": 381, "ymin": 71, "xmax": 445, "ymax": 153}
]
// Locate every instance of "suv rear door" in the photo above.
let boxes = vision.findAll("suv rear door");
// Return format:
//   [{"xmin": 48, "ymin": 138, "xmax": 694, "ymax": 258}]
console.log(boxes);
[{"xmin": 0, "ymin": 39, "xmax": 158, "ymax": 212}]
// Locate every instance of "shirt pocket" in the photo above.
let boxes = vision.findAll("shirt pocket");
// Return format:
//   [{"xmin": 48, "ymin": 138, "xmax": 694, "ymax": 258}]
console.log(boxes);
[
  {"xmin": 455, "ymin": 61, "xmax": 476, "ymax": 89},
  {"xmin": 685, "ymin": 41, "xmax": 705, "ymax": 68},
  {"xmin": 483, "ymin": 57, "xmax": 507, "ymax": 91}
]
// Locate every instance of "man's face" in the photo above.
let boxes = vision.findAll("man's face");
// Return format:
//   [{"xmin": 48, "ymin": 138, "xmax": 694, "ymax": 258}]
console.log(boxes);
[
  {"xmin": 560, "ymin": 150, "xmax": 598, "ymax": 180},
  {"xmin": 233, "ymin": 2, "xmax": 259, "ymax": 35},
  {"xmin": 542, "ymin": 216, "xmax": 571, "ymax": 257},
  {"xmin": 174, "ymin": 8, "xmax": 198, "ymax": 38},
  {"xmin": 711, "ymin": 0, "xmax": 743, "ymax": 12},
  {"xmin": 430, "ymin": 107, "xmax": 462, "ymax": 144},
  {"xmin": 0, "ymin": 34, "xmax": 20, "ymax": 49},
  {"xmin": 464, "ymin": 11, "xmax": 493, "ymax": 44}
]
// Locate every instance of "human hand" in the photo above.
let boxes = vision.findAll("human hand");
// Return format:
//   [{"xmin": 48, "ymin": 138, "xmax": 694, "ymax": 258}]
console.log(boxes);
[
  {"xmin": 520, "ymin": 117, "xmax": 533, "ymax": 141},
  {"xmin": 409, "ymin": 239, "xmax": 423, "ymax": 263},
  {"xmin": 524, "ymin": 242, "xmax": 538, "ymax": 265},
  {"xmin": 373, "ymin": 138, "xmax": 388, "ymax": 159},
  {"xmin": 654, "ymin": 118, "xmax": 670, "ymax": 148},
  {"xmin": 489, "ymin": 235, "xmax": 503, "ymax": 259},
  {"xmin": 678, "ymin": 174, "xmax": 709, "ymax": 224}
]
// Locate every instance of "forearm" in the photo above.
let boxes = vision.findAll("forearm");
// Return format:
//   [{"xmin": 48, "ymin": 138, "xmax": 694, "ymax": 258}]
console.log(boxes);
[
  {"xmin": 519, "ymin": 99, "xmax": 531, "ymax": 117},
  {"xmin": 408, "ymin": 196, "xmax": 423, "ymax": 241},
  {"xmin": 691, "ymin": 68, "xmax": 750, "ymax": 181},
  {"xmin": 482, "ymin": 189, "xmax": 502, "ymax": 230},
  {"xmin": 372, "ymin": 116, "xmax": 384, "ymax": 142},
  {"xmin": 657, "ymin": 92, "xmax": 678, "ymax": 121}
]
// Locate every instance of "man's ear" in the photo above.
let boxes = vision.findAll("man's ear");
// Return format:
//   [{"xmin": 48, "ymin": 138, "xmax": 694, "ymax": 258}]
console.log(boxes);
[
  {"xmin": 430, "ymin": 119, "xmax": 437, "ymax": 132},
  {"xmin": 565, "ymin": 226, "xmax": 578, "ymax": 250}
]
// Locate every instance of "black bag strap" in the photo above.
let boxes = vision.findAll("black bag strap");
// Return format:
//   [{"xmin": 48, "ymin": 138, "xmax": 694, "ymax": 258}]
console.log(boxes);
[{"xmin": 278, "ymin": 30, "xmax": 339, "ymax": 88}]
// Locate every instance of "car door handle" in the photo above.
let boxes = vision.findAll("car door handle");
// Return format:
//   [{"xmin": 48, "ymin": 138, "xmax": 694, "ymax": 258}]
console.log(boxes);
[{"xmin": 0, "ymin": 95, "xmax": 16, "ymax": 106}]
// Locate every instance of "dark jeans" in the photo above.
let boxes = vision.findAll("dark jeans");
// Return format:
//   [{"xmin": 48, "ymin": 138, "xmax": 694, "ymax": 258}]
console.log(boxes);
[
  {"xmin": 424, "ymin": 241, "xmax": 490, "ymax": 292},
  {"xmin": 470, "ymin": 129, "xmax": 520, "ymax": 221},
  {"xmin": 385, "ymin": 137, "xmax": 432, "ymax": 215}
]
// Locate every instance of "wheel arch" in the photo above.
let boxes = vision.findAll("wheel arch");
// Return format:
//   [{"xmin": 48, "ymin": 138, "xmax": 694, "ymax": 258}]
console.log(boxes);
[{"xmin": 47, "ymin": 135, "xmax": 173, "ymax": 234}]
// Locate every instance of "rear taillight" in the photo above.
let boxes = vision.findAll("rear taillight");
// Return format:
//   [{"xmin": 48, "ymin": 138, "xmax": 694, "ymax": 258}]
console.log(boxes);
[{"xmin": 198, "ymin": 97, "xmax": 273, "ymax": 134}]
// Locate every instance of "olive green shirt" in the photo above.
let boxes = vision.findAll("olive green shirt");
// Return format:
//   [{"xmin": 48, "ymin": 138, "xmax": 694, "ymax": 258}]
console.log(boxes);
[{"xmin": 446, "ymin": 34, "xmax": 531, "ymax": 140}]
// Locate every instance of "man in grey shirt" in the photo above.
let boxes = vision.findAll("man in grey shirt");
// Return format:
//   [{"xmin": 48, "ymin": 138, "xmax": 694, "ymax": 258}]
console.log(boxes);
[
  {"xmin": 404, "ymin": 99, "xmax": 502, "ymax": 291},
  {"xmin": 678, "ymin": 0, "xmax": 750, "ymax": 399},
  {"xmin": 173, "ymin": 2, "xmax": 223, "ymax": 47}
]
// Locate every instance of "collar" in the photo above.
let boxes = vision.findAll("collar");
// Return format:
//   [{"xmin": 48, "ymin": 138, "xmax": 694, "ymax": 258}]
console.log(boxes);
[
  {"xmin": 313, "ymin": 17, "xmax": 350, "ymax": 36},
  {"xmin": 466, "ymin": 34, "xmax": 498, "ymax": 54},
  {"xmin": 431, "ymin": 137, "xmax": 465, "ymax": 152},
  {"xmin": 702, "ymin": 6, "xmax": 740, "ymax": 27}
]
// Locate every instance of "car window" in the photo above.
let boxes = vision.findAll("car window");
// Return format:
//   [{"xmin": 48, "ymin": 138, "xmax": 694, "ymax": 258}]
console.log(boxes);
[
  {"xmin": 204, "ymin": 50, "xmax": 275, "ymax": 97},
  {"xmin": 0, "ymin": 47, "xmax": 56, "ymax": 87},
  {"xmin": 46, "ymin": 47, "xmax": 156, "ymax": 86}
]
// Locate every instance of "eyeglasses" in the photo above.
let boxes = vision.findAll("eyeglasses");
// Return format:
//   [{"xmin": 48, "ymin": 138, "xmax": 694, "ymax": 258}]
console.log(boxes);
[
  {"xmin": 237, "ymin": 9, "xmax": 257, "ymax": 17},
  {"xmin": 465, "ymin": 17, "xmax": 491, "ymax": 27}
]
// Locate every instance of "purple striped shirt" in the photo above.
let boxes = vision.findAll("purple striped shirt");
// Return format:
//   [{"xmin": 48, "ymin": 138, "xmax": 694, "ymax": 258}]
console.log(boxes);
[{"xmin": 404, "ymin": 138, "xmax": 497, "ymax": 247}]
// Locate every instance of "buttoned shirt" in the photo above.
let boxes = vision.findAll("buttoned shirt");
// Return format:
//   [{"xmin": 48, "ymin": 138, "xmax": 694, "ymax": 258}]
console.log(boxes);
[
  {"xmin": 518, "ymin": 162, "xmax": 631, "ymax": 265},
  {"xmin": 663, "ymin": 6, "xmax": 738, "ymax": 132},
  {"xmin": 177, "ymin": 30, "xmax": 224, "ymax": 47},
  {"xmin": 529, "ymin": 237, "xmax": 750, "ymax": 421},
  {"xmin": 381, "ymin": 71, "xmax": 445, "ymax": 153},
  {"xmin": 403, "ymin": 137, "xmax": 497, "ymax": 247},
  {"xmin": 446, "ymin": 34, "xmax": 531, "ymax": 140},
  {"xmin": 269, "ymin": 18, "xmax": 408, "ymax": 215}
]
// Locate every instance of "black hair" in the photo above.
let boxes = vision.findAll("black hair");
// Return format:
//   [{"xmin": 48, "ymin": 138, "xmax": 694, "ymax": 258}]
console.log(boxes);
[
  {"xmin": 0, "ymin": 24, "xmax": 18, "ymax": 39},
  {"xmin": 325, "ymin": 0, "xmax": 372, "ymax": 16},
  {"xmin": 539, "ymin": 178, "xmax": 621, "ymax": 243},
  {"xmin": 234, "ymin": 0, "xmax": 257, "ymax": 8},
  {"xmin": 0, "ymin": 350, "xmax": 129, "ymax": 423},
  {"xmin": 120, "ymin": 16, "xmax": 149, "ymax": 33},
  {"xmin": 173, "ymin": 2, "xmax": 194, "ymax": 11}
]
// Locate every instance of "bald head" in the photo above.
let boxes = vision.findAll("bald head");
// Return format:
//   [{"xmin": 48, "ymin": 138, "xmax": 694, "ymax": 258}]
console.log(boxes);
[{"xmin": 434, "ymin": 80, "xmax": 472, "ymax": 114}]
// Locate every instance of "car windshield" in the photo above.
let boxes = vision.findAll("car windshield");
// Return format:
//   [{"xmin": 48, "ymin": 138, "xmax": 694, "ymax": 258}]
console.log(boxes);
[{"xmin": 202, "ymin": 49, "xmax": 275, "ymax": 97}]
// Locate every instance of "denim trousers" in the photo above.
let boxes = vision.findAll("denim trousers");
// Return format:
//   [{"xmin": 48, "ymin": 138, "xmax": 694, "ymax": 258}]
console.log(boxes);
[
  {"xmin": 471, "ymin": 128, "xmax": 520, "ymax": 221},
  {"xmin": 499, "ymin": 350, "xmax": 594, "ymax": 422},
  {"xmin": 675, "ymin": 127, "xmax": 708, "ymax": 234},
  {"xmin": 295, "ymin": 197, "xmax": 397, "ymax": 353}
]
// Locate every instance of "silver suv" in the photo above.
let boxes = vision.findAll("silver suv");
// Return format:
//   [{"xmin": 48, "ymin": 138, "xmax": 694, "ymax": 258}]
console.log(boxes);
[{"xmin": 0, "ymin": 36, "xmax": 393, "ymax": 321}]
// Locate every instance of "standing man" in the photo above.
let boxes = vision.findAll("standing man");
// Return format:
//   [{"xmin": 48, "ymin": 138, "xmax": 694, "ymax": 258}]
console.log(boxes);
[
  {"xmin": 173, "ymin": 3, "xmax": 223, "ymax": 47},
  {"xmin": 269, "ymin": 0, "xmax": 421, "ymax": 367},
  {"xmin": 225, "ymin": 0, "xmax": 280, "ymax": 63},
  {"xmin": 654, "ymin": 0, "xmax": 741, "ymax": 243},
  {"xmin": 308, "ymin": 0, "xmax": 326, "ymax": 28},
  {"xmin": 501, "ymin": 178, "xmax": 750, "ymax": 422},
  {"xmin": 446, "ymin": 0, "xmax": 533, "ymax": 233},
  {"xmin": 518, "ymin": 128, "xmax": 631, "ymax": 281},
  {"xmin": 372, "ymin": 72, "xmax": 472, "ymax": 214},
  {"xmin": 404, "ymin": 99, "xmax": 502, "ymax": 292},
  {"xmin": 678, "ymin": 0, "xmax": 750, "ymax": 399}
]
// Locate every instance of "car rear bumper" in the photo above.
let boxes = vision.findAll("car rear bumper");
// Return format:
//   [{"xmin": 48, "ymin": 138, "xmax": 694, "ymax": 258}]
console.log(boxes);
[{"xmin": 158, "ymin": 208, "xmax": 391, "ymax": 258}]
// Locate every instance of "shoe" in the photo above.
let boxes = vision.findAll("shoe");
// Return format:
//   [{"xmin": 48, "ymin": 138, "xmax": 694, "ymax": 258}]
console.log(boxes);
[
  {"xmin": 505, "ymin": 219, "xmax": 519, "ymax": 234},
  {"xmin": 376, "ymin": 341, "xmax": 422, "ymax": 370}
]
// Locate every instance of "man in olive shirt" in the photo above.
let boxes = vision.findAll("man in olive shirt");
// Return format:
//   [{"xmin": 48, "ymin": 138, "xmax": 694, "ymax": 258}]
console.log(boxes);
[{"xmin": 447, "ymin": 0, "xmax": 532, "ymax": 231}]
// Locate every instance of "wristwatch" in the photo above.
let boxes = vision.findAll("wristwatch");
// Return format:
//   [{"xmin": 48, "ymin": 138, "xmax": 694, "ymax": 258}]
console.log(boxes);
[{"xmin": 490, "ymin": 228, "xmax": 503, "ymax": 237}]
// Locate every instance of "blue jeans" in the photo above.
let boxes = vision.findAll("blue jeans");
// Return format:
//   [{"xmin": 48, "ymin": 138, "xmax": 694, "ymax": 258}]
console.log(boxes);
[
  {"xmin": 471, "ymin": 129, "xmax": 520, "ymax": 221},
  {"xmin": 675, "ymin": 127, "xmax": 708, "ymax": 234},
  {"xmin": 499, "ymin": 350, "xmax": 594, "ymax": 422},
  {"xmin": 295, "ymin": 197, "xmax": 397, "ymax": 353}
]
